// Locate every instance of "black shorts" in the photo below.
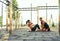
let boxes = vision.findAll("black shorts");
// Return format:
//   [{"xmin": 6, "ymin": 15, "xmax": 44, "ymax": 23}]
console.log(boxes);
[
  {"xmin": 44, "ymin": 23, "xmax": 50, "ymax": 31},
  {"xmin": 31, "ymin": 27, "xmax": 36, "ymax": 31},
  {"xmin": 31, "ymin": 24, "xmax": 40, "ymax": 31},
  {"xmin": 44, "ymin": 23, "xmax": 49, "ymax": 29}
]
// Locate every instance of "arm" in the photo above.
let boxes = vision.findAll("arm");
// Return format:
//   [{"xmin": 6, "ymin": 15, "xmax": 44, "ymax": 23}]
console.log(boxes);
[
  {"xmin": 29, "ymin": 23, "xmax": 33, "ymax": 29},
  {"xmin": 27, "ymin": 23, "xmax": 33, "ymax": 31},
  {"xmin": 41, "ymin": 21, "xmax": 45, "ymax": 30},
  {"xmin": 28, "ymin": 23, "xmax": 33, "ymax": 29}
]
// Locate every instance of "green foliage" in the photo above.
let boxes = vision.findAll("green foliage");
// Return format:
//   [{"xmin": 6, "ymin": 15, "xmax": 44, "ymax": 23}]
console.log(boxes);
[
  {"xmin": 52, "ymin": 22, "xmax": 55, "ymax": 27},
  {"xmin": 8, "ymin": 0, "xmax": 19, "ymax": 20},
  {"xmin": 0, "ymin": 16, "xmax": 2, "ymax": 26}
]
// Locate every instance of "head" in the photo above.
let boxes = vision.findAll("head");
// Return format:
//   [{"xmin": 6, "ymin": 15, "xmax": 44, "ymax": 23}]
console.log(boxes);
[
  {"xmin": 26, "ymin": 20, "xmax": 30, "ymax": 25},
  {"xmin": 40, "ymin": 17, "xmax": 42, "ymax": 21}
]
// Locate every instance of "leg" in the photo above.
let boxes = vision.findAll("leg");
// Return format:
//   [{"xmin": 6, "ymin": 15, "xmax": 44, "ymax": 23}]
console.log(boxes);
[
  {"xmin": 34, "ymin": 24, "xmax": 40, "ymax": 30},
  {"xmin": 31, "ymin": 24, "xmax": 40, "ymax": 31}
]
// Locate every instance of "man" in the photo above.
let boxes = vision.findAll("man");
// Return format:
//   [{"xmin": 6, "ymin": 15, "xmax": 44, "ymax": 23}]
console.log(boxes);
[
  {"xmin": 26, "ymin": 20, "xmax": 40, "ymax": 31},
  {"xmin": 39, "ymin": 17, "xmax": 50, "ymax": 31}
]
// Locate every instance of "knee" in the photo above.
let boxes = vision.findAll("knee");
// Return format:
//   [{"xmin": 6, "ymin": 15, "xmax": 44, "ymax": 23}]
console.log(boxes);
[{"xmin": 36, "ymin": 24, "xmax": 39, "ymax": 26}]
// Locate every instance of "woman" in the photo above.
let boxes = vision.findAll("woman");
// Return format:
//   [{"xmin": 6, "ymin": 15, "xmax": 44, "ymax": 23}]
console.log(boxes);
[
  {"xmin": 26, "ymin": 20, "xmax": 40, "ymax": 31},
  {"xmin": 40, "ymin": 17, "xmax": 50, "ymax": 31}
]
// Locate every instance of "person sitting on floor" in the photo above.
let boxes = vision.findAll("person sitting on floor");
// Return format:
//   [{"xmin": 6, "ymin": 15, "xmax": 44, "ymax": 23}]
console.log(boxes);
[
  {"xmin": 39, "ymin": 17, "xmax": 50, "ymax": 31},
  {"xmin": 26, "ymin": 20, "xmax": 40, "ymax": 31}
]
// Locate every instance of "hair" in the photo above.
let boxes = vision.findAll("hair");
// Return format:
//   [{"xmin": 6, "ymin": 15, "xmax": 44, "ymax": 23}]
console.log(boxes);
[
  {"xmin": 26, "ymin": 20, "xmax": 30, "ymax": 24},
  {"xmin": 40, "ymin": 17, "xmax": 42, "ymax": 19}
]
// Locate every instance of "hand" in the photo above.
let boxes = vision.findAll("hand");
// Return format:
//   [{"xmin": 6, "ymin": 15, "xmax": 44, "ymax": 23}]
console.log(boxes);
[{"xmin": 27, "ymin": 30, "xmax": 31, "ymax": 32}]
